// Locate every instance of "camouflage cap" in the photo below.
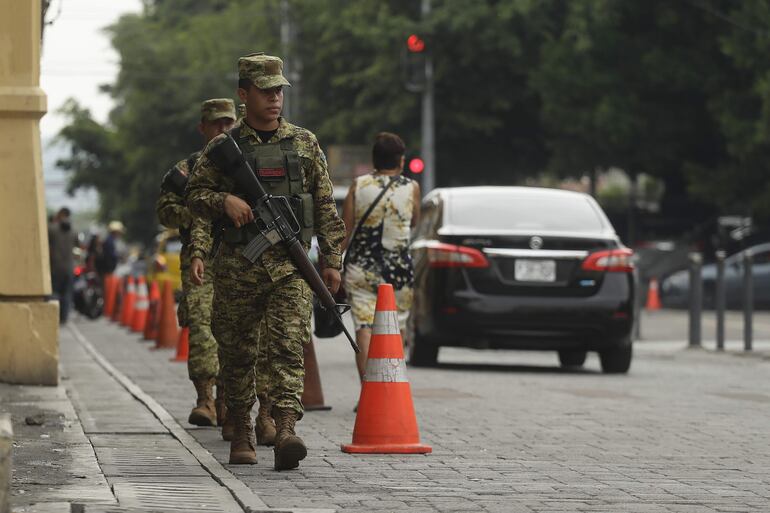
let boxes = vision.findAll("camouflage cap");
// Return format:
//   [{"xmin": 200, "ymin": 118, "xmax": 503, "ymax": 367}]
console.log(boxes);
[
  {"xmin": 200, "ymin": 98, "xmax": 236, "ymax": 122},
  {"xmin": 238, "ymin": 52, "xmax": 291, "ymax": 89}
]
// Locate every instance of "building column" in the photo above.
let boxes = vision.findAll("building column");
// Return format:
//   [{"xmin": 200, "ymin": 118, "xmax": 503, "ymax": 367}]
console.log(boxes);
[{"xmin": 0, "ymin": 0, "xmax": 59, "ymax": 385}]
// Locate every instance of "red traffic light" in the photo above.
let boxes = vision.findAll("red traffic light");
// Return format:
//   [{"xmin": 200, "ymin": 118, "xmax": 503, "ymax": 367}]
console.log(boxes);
[
  {"xmin": 407, "ymin": 34, "xmax": 425, "ymax": 53},
  {"xmin": 409, "ymin": 157, "xmax": 425, "ymax": 174}
]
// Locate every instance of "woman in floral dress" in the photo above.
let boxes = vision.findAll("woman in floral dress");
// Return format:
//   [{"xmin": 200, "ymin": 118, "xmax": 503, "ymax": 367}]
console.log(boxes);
[{"xmin": 342, "ymin": 133, "xmax": 421, "ymax": 382}]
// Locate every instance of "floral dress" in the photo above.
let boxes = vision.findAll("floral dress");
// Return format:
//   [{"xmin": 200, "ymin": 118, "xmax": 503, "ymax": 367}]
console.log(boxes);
[{"xmin": 344, "ymin": 173, "xmax": 416, "ymax": 330}]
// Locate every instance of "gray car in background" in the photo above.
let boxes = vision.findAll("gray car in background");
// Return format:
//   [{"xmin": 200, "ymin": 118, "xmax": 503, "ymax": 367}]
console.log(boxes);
[{"xmin": 660, "ymin": 243, "xmax": 770, "ymax": 309}]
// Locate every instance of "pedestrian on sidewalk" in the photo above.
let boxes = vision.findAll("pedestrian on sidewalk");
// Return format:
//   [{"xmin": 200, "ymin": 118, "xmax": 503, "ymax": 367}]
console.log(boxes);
[
  {"xmin": 48, "ymin": 206, "xmax": 79, "ymax": 324},
  {"xmin": 341, "ymin": 133, "xmax": 421, "ymax": 386},
  {"xmin": 187, "ymin": 52, "xmax": 345, "ymax": 469},
  {"xmin": 96, "ymin": 221, "xmax": 124, "ymax": 277},
  {"xmin": 156, "ymin": 99, "xmax": 240, "ymax": 435}
]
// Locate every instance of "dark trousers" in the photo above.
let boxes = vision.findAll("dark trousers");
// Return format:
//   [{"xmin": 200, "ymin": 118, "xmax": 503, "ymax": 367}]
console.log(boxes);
[{"xmin": 52, "ymin": 272, "xmax": 73, "ymax": 324}]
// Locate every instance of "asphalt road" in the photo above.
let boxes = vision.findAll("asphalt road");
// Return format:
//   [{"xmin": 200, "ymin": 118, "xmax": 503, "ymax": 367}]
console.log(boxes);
[{"xmin": 64, "ymin": 308, "xmax": 770, "ymax": 513}]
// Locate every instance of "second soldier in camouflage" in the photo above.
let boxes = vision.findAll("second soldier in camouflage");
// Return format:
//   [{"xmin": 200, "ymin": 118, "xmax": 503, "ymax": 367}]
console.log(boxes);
[{"xmin": 156, "ymin": 98, "xmax": 236, "ymax": 429}]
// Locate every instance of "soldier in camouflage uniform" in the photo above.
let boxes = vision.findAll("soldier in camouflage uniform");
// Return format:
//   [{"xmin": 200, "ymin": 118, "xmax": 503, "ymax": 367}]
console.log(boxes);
[
  {"xmin": 190, "ymin": 102, "xmax": 278, "ymax": 447},
  {"xmin": 156, "ymin": 98, "xmax": 236, "ymax": 428},
  {"xmin": 187, "ymin": 53, "xmax": 345, "ymax": 469}
]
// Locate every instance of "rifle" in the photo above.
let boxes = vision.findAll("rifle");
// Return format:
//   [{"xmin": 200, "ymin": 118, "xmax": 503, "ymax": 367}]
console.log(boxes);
[{"xmin": 207, "ymin": 133, "xmax": 359, "ymax": 353}]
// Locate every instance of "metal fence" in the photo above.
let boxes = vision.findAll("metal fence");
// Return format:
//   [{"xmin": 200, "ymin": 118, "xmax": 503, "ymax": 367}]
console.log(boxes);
[{"xmin": 687, "ymin": 251, "xmax": 754, "ymax": 351}]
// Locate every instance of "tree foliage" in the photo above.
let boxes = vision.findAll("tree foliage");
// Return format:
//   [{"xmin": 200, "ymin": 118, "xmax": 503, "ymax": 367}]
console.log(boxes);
[{"xmin": 57, "ymin": 0, "xmax": 770, "ymax": 242}]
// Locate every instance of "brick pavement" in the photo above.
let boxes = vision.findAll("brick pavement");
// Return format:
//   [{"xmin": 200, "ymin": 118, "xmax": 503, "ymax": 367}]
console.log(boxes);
[{"xmin": 72, "ymin": 314, "xmax": 770, "ymax": 513}]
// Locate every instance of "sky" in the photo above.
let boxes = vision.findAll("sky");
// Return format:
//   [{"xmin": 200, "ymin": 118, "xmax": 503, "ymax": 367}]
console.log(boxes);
[{"xmin": 40, "ymin": 0, "xmax": 142, "ymax": 213}]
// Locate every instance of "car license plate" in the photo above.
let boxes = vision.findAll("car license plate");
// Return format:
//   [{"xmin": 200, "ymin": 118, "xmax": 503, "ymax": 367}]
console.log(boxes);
[{"xmin": 514, "ymin": 259, "xmax": 556, "ymax": 282}]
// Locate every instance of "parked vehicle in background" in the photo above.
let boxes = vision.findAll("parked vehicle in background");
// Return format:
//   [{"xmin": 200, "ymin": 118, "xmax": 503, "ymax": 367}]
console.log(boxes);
[
  {"xmin": 147, "ymin": 229, "xmax": 183, "ymax": 294},
  {"xmin": 660, "ymin": 242, "xmax": 770, "ymax": 309},
  {"xmin": 408, "ymin": 186, "xmax": 635, "ymax": 374},
  {"xmin": 72, "ymin": 264, "xmax": 103, "ymax": 319}
]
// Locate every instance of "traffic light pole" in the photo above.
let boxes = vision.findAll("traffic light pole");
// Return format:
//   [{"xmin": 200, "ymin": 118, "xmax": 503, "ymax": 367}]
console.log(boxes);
[{"xmin": 421, "ymin": 0, "xmax": 435, "ymax": 193}]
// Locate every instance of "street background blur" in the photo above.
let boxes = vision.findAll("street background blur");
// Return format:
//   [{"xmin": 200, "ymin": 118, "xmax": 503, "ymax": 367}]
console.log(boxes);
[{"xmin": 43, "ymin": 1, "xmax": 770, "ymax": 275}]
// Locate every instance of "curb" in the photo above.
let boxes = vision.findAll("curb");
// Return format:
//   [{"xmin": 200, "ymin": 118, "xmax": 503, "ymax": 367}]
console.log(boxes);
[
  {"xmin": 68, "ymin": 324, "xmax": 335, "ymax": 513},
  {"xmin": 0, "ymin": 414, "xmax": 10, "ymax": 513}
]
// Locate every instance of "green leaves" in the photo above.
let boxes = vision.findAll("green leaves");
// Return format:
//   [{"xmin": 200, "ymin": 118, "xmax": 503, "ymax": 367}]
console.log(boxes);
[{"xmin": 57, "ymin": 0, "xmax": 770, "ymax": 242}]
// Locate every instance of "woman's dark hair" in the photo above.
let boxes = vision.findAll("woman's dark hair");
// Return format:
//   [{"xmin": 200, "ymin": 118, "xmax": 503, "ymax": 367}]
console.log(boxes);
[
  {"xmin": 372, "ymin": 132, "xmax": 405, "ymax": 171},
  {"xmin": 238, "ymin": 78, "xmax": 252, "ymax": 91}
]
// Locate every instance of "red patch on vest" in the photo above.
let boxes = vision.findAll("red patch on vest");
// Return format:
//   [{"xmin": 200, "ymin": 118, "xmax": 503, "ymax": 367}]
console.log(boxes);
[{"xmin": 258, "ymin": 167, "xmax": 286, "ymax": 178}]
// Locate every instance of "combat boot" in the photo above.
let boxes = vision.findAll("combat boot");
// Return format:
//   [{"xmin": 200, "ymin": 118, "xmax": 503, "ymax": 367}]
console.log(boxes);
[
  {"xmin": 273, "ymin": 408, "xmax": 306, "ymax": 471},
  {"xmin": 188, "ymin": 378, "xmax": 216, "ymax": 427},
  {"xmin": 254, "ymin": 393, "xmax": 276, "ymax": 446},
  {"xmin": 215, "ymin": 379, "xmax": 227, "ymax": 427},
  {"xmin": 228, "ymin": 409, "xmax": 257, "ymax": 465}
]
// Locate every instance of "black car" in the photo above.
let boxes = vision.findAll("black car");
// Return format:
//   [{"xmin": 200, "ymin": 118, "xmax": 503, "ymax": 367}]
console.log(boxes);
[{"xmin": 408, "ymin": 186, "xmax": 635, "ymax": 373}]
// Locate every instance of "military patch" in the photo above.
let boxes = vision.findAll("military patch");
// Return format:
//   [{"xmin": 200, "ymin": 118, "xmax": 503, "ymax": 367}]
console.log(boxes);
[{"xmin": 258, "ymin": 167, "xmax": 286, "ymax": 179}]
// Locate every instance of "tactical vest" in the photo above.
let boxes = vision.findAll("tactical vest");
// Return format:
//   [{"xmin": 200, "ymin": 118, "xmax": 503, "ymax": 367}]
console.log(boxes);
[{"xmin": 230, "ymin": 126, "xmax": 314, "ymax": 244}]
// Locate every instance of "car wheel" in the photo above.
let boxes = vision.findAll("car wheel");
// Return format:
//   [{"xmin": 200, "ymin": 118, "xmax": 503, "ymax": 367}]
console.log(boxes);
[
  {"xmin": 558, "ymin": 350, "xmax": 587, "ymax": 368},
  {"xmin": 599, "ymin": 336, "xmax": 633, "ymax": 374},
  {"xmin": 408, "ymin": 330, "xmax": 439, "ymax": 367}
]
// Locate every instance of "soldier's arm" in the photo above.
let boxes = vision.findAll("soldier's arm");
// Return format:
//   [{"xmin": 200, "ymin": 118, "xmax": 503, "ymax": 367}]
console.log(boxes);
[
  {"xmin": 186, "ymin": 150, "xmax": 230, "ymax": 221},
  {"xmin": 189, "ymin": 215, "xmax": 213, "ymax": 262},
  {"xmin": 309, "ymin": 138, "xmax": 345, "ymax": 270},
  {"xmin": 156, "ymin": 189, "xmax": 192, "ymax": 229}
]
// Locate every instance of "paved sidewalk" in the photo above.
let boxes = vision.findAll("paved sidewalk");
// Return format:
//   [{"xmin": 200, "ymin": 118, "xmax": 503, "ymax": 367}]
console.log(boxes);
[
  {"xmin": 7, "ymin": 324, "xmax": 316, "ymax": 513},
  {"xmin": 69, "ymin": 315, "xmax": 770, "ymax": 513}
]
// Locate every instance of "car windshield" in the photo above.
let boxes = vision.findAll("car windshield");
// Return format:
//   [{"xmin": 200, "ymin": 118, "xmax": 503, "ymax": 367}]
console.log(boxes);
[{"xmin": 448, "ymin": 191, "xmax": 607, "ymax": 232}]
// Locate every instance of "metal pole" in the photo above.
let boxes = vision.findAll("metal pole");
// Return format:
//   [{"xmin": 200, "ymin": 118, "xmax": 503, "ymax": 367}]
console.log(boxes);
[
  {"xmin": 715, "ymin": 250, "xmax": 726, "ymax": 351},
  {"xmin": 421, "ymin": 0, "xmax": 435, "ymax": 193},
  {"xmin": 688, "ymin": 252, "xmax": 702, "ymax": 348},
  {"xmin": 280, "ymin": 0, "xmax": 292, "ymax": 120},
  {"xmin": 743, "ymin": 251, "xmax": 753, "ymax": 352}
]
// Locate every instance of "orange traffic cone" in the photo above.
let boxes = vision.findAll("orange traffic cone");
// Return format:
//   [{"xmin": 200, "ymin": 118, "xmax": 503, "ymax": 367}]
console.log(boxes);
[
  {"xmin": 111, "ymin": 278, "xmax": 124, "ymax": 323},
  {"xmin": 103, "ymin": 274, "xmax": 117, "ymax": 317},
  {"xmin": 171, "ymin": 327, "xmax": 189, "ymax": 362},
  {"xmin": 341, "ymin": 284, "xmax": 431, "ymax": 454},
  {"xmin": 143, "ymin": 280, "xmax": 161, "ymax": 341},
  {"xmin": 131, "ymin": 277, "xmax": 149, "ymax": 333},
  {"xmin": 646, "ymin": 278, "xmax": 662, "ymax": 310},
  {"xmin": 301, "ymin": 338, "xmax": 331, "ymax": 411},
  {"xmin": 155, "ymin": 280, "xmax": 178, "ymax": 349},
  {"xmin": 120, "ymin": 276, "xmax": 136, "ymax": 327}
]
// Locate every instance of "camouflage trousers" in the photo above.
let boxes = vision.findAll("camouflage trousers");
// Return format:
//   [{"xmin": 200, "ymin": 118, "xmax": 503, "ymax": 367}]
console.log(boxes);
[
  {"xmin": 212, "ymin": 267, "xmax": 310, "ymax": 415},
  {"xmin": 179, "ymin": 264, "xmax": 219, "ymax": 381}
]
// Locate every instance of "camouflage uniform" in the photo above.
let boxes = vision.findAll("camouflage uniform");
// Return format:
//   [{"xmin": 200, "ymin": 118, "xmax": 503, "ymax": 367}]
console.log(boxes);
[
  {"xmin": 195, "ymin": 107, "xmax": 274, "ymax": 409},
  {"xmin": 188, "ymin": 117, "xmax": 344, "ymax": 416},
  {"xmin": 158, "ymin": 150, "xmax": 223, "ymax": 384},
  {"xmin": 157, "ymin": 98, "xmax": 236, "ymax": 427}
]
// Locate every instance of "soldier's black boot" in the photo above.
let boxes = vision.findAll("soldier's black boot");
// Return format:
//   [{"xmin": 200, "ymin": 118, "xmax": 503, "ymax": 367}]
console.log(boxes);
[
  {"xmin": 215, "ymin": 379, "xmax": 227, "ymax": 427},
  {"xmin": 188, "ymin": 378, "xmax": 216, "ymax": 427},
  {"xmin": 255, "ymin": 393, "xmax": 276, "ymax": 446},
  {"xmin": 273, "ymin": 408, "xmax": 306, "ymax": 471},
  {"xmin": 228, "ymin": 409, "xmax": 257, "ymax": 465}
]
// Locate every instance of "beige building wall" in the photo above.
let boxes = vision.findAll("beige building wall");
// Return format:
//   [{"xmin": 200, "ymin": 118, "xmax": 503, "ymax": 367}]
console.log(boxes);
[{"xmin": 0, "ymin": 0, "xmax": 59, "ymax": 385}]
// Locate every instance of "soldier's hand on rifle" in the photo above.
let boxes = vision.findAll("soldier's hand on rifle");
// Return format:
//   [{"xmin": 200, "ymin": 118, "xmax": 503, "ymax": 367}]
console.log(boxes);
[
  {"xmin": 191, "ymin": 257, "xmax": 205, "ymax": 285},
  {"xmin": 224, "ymin": 194, "xmax": 254, "ymax": 227},
  {"xmin": 321, "ymin": 268, "xmax": 341, "ymax": 295}
]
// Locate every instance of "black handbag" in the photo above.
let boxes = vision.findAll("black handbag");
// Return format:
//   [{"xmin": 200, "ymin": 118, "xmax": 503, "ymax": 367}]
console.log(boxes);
[{"xmin": 313, "ymin": 176, "xmax": 397, "ymax": 338}]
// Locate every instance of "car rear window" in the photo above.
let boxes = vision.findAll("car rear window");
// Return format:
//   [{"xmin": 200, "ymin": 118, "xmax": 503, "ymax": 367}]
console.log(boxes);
[{"xmin": 448, "ymin": 191, "xmax": 607, "ymax": 232}]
